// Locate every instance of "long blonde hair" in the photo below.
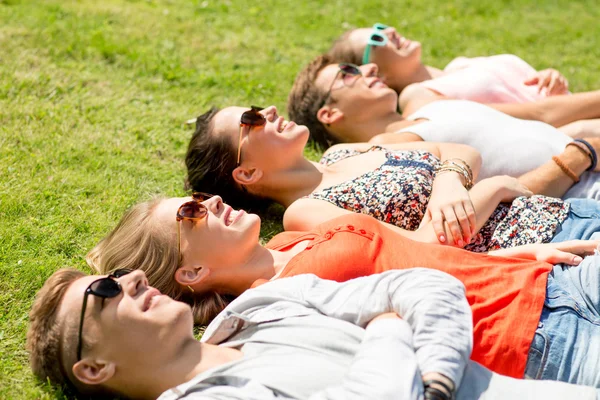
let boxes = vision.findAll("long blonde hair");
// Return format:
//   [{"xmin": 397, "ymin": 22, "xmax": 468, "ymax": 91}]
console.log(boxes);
[{"xmin": 87, "ymin": 198, "xmax": 232, "ymax": 325}]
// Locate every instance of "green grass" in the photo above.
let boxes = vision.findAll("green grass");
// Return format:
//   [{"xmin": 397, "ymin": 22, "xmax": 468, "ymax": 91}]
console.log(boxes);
[{"xmin": 1, "ymin": 0, "xmax": 599, "ymax": 397}]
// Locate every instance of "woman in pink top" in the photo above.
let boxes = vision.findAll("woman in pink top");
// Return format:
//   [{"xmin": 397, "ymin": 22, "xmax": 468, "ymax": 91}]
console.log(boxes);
[{"xmin": 328, "ymin": 23, "xmax": 600, "ymax": 138}]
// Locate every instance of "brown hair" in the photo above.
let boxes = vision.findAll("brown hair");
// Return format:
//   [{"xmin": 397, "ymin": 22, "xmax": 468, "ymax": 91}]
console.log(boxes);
[
  {"xmin": 184, "ymin": 107, "xmax": 270, "ymax": 211},
  {"xmin": 327, "ymin": 29, "xmax": 363, "ymax": 66},
  {"xmin": 287, "ymin": 53, "xmax": 341, "ymax": 150},
  {"xmin": 87, "ymin": 198, "xmax": 233, "ymax": 325},
  {"xmin": 27, "ymin": 268, "xmax": 117, "ymax": 398}
]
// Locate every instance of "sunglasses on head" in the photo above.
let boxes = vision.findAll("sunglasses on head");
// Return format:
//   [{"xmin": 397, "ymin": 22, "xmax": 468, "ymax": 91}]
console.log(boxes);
[
  {"xmin": 176, "ymin": 192, "xmax": 214, "ymax": 260},
  {"xmin": 362, "ymin": 23, "xmax": 389, "ymax": 65},
  {"xmin": 237, "ymin": 106, "xmax": 266, "ymax": 165},
  {"xmin": 322, "ymin": 63, "xmax": 362, "ymax": 106},
  {"xmin": 77, "ymin": 268, "xmax": 133, "ymax": 361}
]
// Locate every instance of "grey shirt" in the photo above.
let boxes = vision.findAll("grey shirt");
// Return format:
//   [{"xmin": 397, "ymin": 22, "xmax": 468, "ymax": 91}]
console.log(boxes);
[{"xmin": 157, "ymin": 269, "xmax": 595, "ymax": 400}]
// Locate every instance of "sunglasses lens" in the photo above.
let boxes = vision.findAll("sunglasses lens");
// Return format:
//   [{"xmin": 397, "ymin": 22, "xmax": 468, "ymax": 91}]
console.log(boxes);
[
  {"xmin": 241, "ymin": 108, "xmax": 266, "ymax": 126},
  {"xmin": 112, "ymin": 269, "xmax": 133, "ymax": 278},
  {"xmin": 340, "ymin": 64, "xmax": 361, "ymax": 76},
  {"xmin": 178, "ymin": 201, "xmax": 208, "ymax": 219},
  {"xmin": 370, "ymin": 33, "xmax": 386, "ymax": 43},
  {"xmin": 90, "ymin": 278, "xmax": 122, "ymax": 297},
  {"xmin": 192, "ymin": 192, "xmax": 213, "ymax": 201}
]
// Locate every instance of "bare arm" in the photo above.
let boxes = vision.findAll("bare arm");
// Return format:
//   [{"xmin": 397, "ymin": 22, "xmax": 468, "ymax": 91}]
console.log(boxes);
[
  {"xmin": 488, "ymin": 240, "xmax": 600, "ymax": 265},
  {"xmin": 490, "ymin": 90, "xmax": 600, "ymax": 128},
  {"xmin": 518, "ymin": 144, "xmax": 593, "ymax": 198}
]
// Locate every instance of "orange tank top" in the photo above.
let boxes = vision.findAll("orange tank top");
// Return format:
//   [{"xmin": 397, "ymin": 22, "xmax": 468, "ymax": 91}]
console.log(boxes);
[{"xmin": 260, "ymin": 214, "xmax": 552, "ymax": 378}]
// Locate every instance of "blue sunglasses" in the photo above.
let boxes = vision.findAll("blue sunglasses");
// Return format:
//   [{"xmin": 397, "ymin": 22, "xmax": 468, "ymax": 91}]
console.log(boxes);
[{"xmin": 362, "ymin": 23, "xmax": 389, "ymax": 65}]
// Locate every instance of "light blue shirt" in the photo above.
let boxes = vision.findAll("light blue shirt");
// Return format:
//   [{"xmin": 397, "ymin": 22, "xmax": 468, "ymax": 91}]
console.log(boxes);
[{"xmin": 158, "ymin": 269, "xmax": 595, "ymax": 400}]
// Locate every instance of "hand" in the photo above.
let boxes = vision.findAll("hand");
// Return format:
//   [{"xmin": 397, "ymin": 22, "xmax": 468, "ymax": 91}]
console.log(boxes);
[
  {"xmin": 491, "ymin": 240, "xmax": 600, "ymax": 265},
  {"xmin": 488, "ymin": 175, "xmax": 533, "ymax": 202},
  {"xmin": 536, "ymin": 240, "xmax": 600, "ymax": 265},
  {"xmin": 423, "ymin": 372, "xmax": 455, "ymax": 399},
  {"xmin": 421, "ymin": 173, "xmax": 476, "ymax": 247},
  {"xmin": 366, "ymin": 312, "xmax": 401, "ymax": 329},
  {"xmin": 524, "ymin": 68, "xmax": 569, "ymax": 96}
]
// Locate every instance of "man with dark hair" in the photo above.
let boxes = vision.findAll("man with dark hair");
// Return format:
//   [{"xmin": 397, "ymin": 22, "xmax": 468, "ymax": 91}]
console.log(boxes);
[
  {"xmin": 287, "ymin": 55, "xmax": 600, "ymax": 200},
  {"xmin": 28, "ymin": 267, "xmax": 595, "ymax": 399}
]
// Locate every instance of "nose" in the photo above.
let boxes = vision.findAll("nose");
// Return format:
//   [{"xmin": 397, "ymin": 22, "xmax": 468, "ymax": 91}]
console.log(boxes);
[
  {"xmin": 119, "ymin": 269, "xmax": 149, "ymax": 297},
  {"xmin": 204, "ymin": 195, "xmax": 223, "ymax": 214},
  {"xmin": 361, "ymin": 63, "xmax": 379, "ymax": 77},
  {"xmin": 261, "ymin": 105, "xmax": 278, "ymax": 122}
]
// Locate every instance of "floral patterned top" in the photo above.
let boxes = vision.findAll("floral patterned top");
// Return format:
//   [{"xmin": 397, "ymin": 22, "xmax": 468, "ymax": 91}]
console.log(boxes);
[{"xmin": 308, "ymin": 146, "xmax": 570, "ymax": 252}]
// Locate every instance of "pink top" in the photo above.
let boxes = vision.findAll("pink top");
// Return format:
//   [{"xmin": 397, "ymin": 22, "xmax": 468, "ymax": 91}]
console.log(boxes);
[{"xmin": 421, "ymin": 54, "xmax": 552, "ymax": 103}]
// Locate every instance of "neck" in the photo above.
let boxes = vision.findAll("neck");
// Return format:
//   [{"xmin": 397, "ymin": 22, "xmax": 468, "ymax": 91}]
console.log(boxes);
[
  {"xmin": 214, "ymin": 244, "xmax": 302, "ymax": 295},
  {"xmin": 259, "ymin": 158, "xmax": 325, "ymax": 208},
  {"xmin": 125, "ymin": 340, "xmax": 242, "ymax": 400},
  {"xmin": 336, "ymin": 110, "xmax": 406, "ymax": 142},
  {"xmin": 387, "ymin": 64, "xmax": 442, "ymax": 93}
]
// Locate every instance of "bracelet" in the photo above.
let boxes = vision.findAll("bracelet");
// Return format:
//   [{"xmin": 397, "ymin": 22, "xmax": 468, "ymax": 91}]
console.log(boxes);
[
  {"xmin": 424, "ymin": 379, "xmax": 454, "ymax": 400},
  {"xmin": 446, "ymin": 158, "xmax": 474, "ymax": 182},
  {"xmin": 552, "ymin": 155, "xmax": 580, "ymax": 183},
  {"xmin": 569, "ymin": 139, "xmax": 597, "ymax": 171},
  {"xmin": 434, "ymin": 159, "xmax": 474, "ymax": 190}
]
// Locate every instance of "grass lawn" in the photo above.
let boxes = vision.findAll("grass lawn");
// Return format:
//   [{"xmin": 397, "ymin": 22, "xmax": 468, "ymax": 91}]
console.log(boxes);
[{"xmin": 1, "ymin": 0, "xmax": 599, "ymax": 397}]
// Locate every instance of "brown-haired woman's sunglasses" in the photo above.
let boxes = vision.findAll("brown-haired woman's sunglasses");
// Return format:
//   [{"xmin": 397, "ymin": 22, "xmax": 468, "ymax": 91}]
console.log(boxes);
[
  {"xmin": 176, "ymin": 192, "xmax": 213, "ymax": 258},
  {"xmin": 237, "ymin": 106, "xmax": 266, "ymax": 165}
]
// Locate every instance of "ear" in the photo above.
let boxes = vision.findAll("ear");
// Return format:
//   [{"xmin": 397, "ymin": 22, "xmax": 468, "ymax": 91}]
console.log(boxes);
[
  {"xmin": 72, "ymin": 359, "xmax": 116, "ymax": 386},
  {"xmin": 317, "ymin": 105, "xmax": 344, "ymax": 126},
  {"xmin": 175, "ymin": 265, "xmax": 211, "ymax": 289},
  {"xmin": 232, "ymin": 166, "xmax": 263, "ymax": 186}
]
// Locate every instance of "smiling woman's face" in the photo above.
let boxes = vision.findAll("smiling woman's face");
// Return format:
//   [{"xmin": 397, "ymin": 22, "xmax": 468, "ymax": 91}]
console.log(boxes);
[
  {"xmin": 348, "ymin": 26, "xmax": 423, "ymax": 87},
  {"xmin": 152, "ymin": 196, "xmax": 262, "ymax": 272},
  {"xmin": 212, "ymin": 105, "xmax": 310, "ymax": 173}
]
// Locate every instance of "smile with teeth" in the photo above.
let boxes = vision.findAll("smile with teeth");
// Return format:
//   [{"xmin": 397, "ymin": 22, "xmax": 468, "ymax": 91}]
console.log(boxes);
[
  {"xmin": 226, "ymin": 209, "xmax": 243, "ymax": 226},
  {"xmin": 278, "ymin": 119, "xmax": 290, "ymax": 133}
]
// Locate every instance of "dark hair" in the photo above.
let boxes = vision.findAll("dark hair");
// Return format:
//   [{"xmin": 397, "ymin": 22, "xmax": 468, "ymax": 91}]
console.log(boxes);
[
  {"xmin": 287, "ymin": 54, "xmax": 341, "ymax": 150},
  {"xmin": 185, "ymin": 107, "xmax": 270, "ymax": 211},
  {"xmin": 328, "ymin": 29, "xmax": 362, "ymax": 65}
]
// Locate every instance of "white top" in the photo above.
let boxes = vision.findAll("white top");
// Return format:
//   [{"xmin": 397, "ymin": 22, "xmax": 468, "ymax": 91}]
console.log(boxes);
[{"xmin": 398, "ymin": 100, "xmax": 572, "ymax": 181}]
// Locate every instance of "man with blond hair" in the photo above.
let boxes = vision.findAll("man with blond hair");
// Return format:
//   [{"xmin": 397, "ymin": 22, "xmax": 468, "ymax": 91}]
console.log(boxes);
[{"xmin": 28, "ymin": 268, "xmax": 595, "ymax": 399}]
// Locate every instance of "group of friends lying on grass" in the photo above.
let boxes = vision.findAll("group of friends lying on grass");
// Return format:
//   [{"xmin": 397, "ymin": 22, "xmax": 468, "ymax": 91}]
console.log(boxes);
[{"xmin": 27, "ymin": 23, "xmax": 600, "ymax": 400}]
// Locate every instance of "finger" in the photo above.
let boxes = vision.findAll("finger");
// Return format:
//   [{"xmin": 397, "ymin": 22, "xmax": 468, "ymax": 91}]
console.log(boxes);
[
  {"xmin": 562, "ymin": 240, "xmax": 600, "ymax": 256},
  {"xmin": 538, "ymin": 73, "xmax": 551, "ymax": 93},
  {"xmin": 454, "ymin": 205, "xmax": 471, "ymax": 243},
  {"xmin": 419, "ymin": 209, "xmax": 432, "ymax": 229},
  {"xmin": 430, "ymin": 211, "xmax": 447, "ymax": 243},
  {"xmin": 524, "ymin": 76, "xmax": 539, "ymax": 86},
  {"xmin": 464, "ymin": 201, "xmax": 477, "ymax": 238},
  {"xmin": 545, "ymin": 250, "xmax": 583, "ymax": 266},
  {"xmin": 442, "ymin": 207, "xmax": 463, "ymax": 247},
  {"xmin": 548, "ymin": 74, "xmax": 560, "ymax": 95}
]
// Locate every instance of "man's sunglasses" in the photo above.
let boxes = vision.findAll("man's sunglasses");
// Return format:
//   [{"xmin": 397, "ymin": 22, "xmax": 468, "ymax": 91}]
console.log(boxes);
[
  {"xmin": 362, "ymin": 23, "xmax": 389, "ymax": 65},
  {"xmin": 176, "ymin": 192, "xmax": 213, "ymax": 259},
  {"xmin": 322, "ymin": 63, "xmax": 362, "ymax": 106},
  {"xmin": 237, "ymin": 106, "xmax": 266, "ymax": 165},
  {"xmin": 77, "ymin": 268, "xmax": 133, "ymax": 361}
]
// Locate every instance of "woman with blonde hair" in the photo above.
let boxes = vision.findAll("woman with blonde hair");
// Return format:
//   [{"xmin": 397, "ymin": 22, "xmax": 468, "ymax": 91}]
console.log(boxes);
[{"xmin": 88, "ymin": 193, "xmax": 600, "ymax": 389}]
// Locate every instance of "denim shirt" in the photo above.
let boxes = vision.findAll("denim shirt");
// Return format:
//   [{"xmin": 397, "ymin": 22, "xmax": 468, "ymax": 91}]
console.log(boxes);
[{"xmin": 157, "ymin": 269, "xmax": 595, "ymax": 400}]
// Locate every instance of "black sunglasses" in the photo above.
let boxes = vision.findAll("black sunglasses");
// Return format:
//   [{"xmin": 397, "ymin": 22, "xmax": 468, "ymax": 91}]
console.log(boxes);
[
  {"xmin": 322, "ymin": 63, "xmax": 362, "ymax": 105},
  {"xmin": 76, "ymin": 268, "xmax": 133, "ymax": 361}
]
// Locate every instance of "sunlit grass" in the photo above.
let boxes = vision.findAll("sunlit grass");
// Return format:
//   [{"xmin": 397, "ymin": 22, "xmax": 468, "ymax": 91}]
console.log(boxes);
[{"xmin": 1, "ymin": 0, "xmax": 599, "ymax": 397}]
